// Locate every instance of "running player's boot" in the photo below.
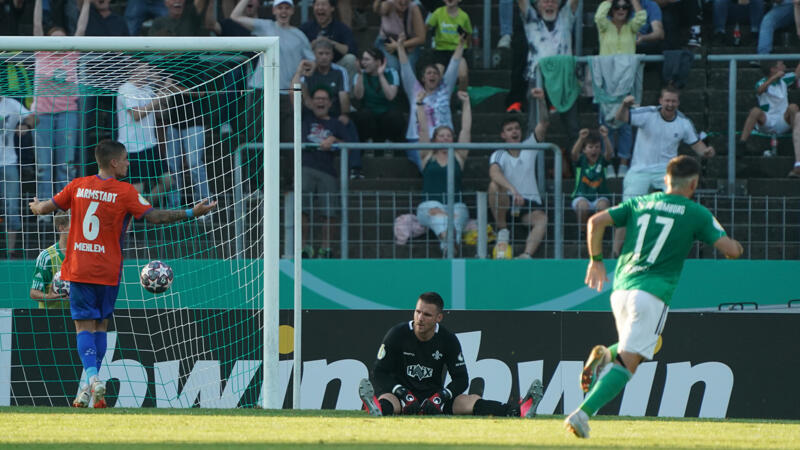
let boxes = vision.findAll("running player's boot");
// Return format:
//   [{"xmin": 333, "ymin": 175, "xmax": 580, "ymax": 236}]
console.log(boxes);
[
  {"xmin": 581, "ymin": 345, "xmax": 612, "ymax": 393},
  {"xmin": 519, "ymin": 378, "xmax": 544, "ymax": 418},
  {"xmin": 564, "ymin": 409, "xmax": 591, "ymax": 438},
  {"xmin": 358, "ymin": 378, "xmax": 382, "ymax": 416},
  {"xmin": 91, "ymin": 380, "xmax": 107, "ymax": 409},
  {"xmin": 72, "ymin": 384, "xmax": 90, "ymax": 408}
]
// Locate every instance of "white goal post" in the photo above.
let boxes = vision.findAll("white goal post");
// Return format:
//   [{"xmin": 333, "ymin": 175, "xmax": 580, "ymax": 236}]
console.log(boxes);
[{"xmin": 1, "ymin": 36, "xmax": 281, "ymax": 409}]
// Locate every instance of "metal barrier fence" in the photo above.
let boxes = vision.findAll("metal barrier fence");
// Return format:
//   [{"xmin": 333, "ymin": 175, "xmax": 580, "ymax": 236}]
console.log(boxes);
[{"xmin": 235, "ymin": 141, "xmax": 563, "ymax": 258}]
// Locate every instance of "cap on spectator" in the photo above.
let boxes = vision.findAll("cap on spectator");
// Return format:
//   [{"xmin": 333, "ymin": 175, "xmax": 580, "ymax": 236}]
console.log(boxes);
[{"xmin": 274, "ymin": 0, "xmax": 294, "ymax": 6}]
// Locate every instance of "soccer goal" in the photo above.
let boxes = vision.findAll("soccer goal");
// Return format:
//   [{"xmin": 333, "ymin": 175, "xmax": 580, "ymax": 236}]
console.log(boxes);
[{"xmin": 0, "ymin": 36, "xmax": 282, "ymax": 408}]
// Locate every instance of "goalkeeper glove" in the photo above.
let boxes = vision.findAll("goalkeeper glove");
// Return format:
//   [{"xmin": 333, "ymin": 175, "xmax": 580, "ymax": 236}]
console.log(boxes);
[
  {"xmin": 392, "ymin": 385, "xmax": 421, "ymax": 415},
  {"xmin": 420, "ymin": 389, "xmax": 452, "ymax": 415}
]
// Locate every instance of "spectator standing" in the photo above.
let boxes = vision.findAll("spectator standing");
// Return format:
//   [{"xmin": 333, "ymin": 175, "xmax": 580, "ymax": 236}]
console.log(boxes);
[
  {"xmin": 570, "ymin": 127, "xmax": 613, "ymax": 228},
  {"xmin": 739, "ymin": 60, "xmax": 800, "ymax": 177},
  {"xmin": 351, "ymin": 48, "xmax": 406, "ymax": 145},
  {"xmin": 427, "ymin": 0, "xmax": 472, "ymax": 91},
  {"xmin": 635, "ymin": 0, "xmax": 664, "ymax": 54},
  {"xmin": 29, "ymin": 211, "xmax": 71, "ymax": 308},
  {"xmin": 398, "ymin": 35, "xmax": 463, "ymax": 171},
  {"xmin": 488, "ymin": 88, "xmax": 550, "ymax": 259},
  {"xmin": 373, "ymin": 0, "xmax": 426, "ymax": 73},
  {"xmin": 415, "ymin": 90, "xmax": 471, "ymax": 257},
  {"xmin": 147, "ymin": 0, "xmax": 210, "ymax": 36},
  {"xmin": 33, "ymin": 0, "xmax": 89, "ymax": 221},
  {"xmin": 294, "ymin": 40, "xmax": 363, "ymax": 178},
  {"xmin": 657, "ymin": 0, "xmax": 702, "ymax": 48},
  {"xmin": 517, "ymin": 0, "xmax": 580, "ymax": 144},
  {"xmin": 711, "ymin": 0, "xmax": 763, "ymax": 46},
  {"xmin": 231, "ymin": 0, "xmax": 315, "ymax": 142},
  {"xmin": 0, "ymin": 0, "xmax": 26, "ymax": 36},
  {"xmin": 85, "ymin": 0, "xmax": 130, "ymax": 36},
  {"xmin": 116, "ymin": 64, "xmax": 172, "ymax": 204},
  {"xmin": 756, "ymin": 0, "xmax": 795, "ymax": 55},
  {"xmin": 125, "ymin": 0, "xmax": 168, "ymax": 35},
  {"xmin": 300, "ymin": 87, "xmax": 354, "ymax": 258},
  {"xmin": 594, "ymin": 0, "xmax": 646, "ymax": 178},
  {"xmin": 613, "ymin": 86, "xmax": 715, "ymax": 254},
  {"xmin": 497, "ymin": 0, "xmax": 514, "ymax": 48},
  {"xmin": 300, "ymin": 0, "xmax": 359, "ymax": 78},
  {"xmin": 147, "ymin": 0, "xmax": 213, "ymax": 210},
  {"xmin": 0, "ymin": 96, "xmax": 35, "ymax": 258}
]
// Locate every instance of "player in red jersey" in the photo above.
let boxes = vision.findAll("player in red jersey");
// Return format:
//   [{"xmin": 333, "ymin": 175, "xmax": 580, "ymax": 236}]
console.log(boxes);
[{"xmin": 29, "ymin": 139, "xmax": 216, "ymax": 408}]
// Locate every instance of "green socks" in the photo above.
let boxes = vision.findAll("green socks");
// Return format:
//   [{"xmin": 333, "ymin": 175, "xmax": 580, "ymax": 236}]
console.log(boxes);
[
  {"xmin": 608, "ymin": 343, "xmax": 618, "ymax": 361},
  {"xmin": 579, "ymin": 363, "xmax": 632, "ymax": 416}
]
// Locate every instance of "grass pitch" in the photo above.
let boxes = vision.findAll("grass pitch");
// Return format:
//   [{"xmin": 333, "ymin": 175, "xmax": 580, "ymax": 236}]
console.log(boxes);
[{"xmin": 1, "ymin": 407, "xmax": 798, "ymax": 449}]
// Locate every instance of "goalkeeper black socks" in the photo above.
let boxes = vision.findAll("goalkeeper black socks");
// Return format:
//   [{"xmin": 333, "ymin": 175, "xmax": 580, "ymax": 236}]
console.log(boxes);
[
  {"xmin": 378, "ymin": 399, "xmax": 394, "ymax": 415},
  {"xmin": 472, "ymin": 399, "xmax": 508, "ymax": 416}
]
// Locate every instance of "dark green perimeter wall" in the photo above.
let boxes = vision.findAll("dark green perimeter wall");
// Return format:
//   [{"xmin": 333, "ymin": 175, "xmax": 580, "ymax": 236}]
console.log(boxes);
[{"xmin": 2, "ymin": 259, "xmax": 796, "ymax": 311}]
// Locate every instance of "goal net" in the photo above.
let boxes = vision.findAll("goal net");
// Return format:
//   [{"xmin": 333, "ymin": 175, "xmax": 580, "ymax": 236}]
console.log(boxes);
[{"xmin": 0, "ymin": 37, "xmax": 281, "ymax": 408}]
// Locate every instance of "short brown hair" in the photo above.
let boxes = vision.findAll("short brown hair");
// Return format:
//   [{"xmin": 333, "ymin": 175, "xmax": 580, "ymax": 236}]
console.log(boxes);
[
  {"xmin": 661, "ymin": 84, "xmax": 680, "ymax": 97},
  {"xmin": 584, "ymin": 130, "xmax": 601, "ymax": 147},
  {"xmin": 54, "ymin": 211, "xmax": 70, "ymax": 230},
  {"xmin": 666, "ymin": 155, "xmax": 701, "ymax": 186},
  {"xmin": 418, "ymin": 291, "xmax": 444, "ymax": 312},
  {"xmin": 95, "ymin": 139, "xmax": 127, "ymax": 170}
]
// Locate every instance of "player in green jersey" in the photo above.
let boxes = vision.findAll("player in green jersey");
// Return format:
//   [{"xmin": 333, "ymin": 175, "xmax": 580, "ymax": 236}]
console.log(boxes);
[{"xmin": 564, "ymin": 155, "xmax": 743, "ymax": 438}]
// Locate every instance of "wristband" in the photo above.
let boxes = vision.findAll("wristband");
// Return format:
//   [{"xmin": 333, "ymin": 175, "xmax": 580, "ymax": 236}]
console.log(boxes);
[
  {"xmin": 185, "ymin": 209, "xmax": 194, "ymax": 218},
  {"xmin": 416, "ymin": 102, "xmax": 424, "ymax": 106},
  {"xmin": 591, "ymin": 254, "xmax": 603, "ymax": 262}
]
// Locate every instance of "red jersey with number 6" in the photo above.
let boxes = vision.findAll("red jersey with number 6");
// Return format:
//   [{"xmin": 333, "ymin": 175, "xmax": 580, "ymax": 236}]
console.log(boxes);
[{"xmin": 52, "ymin": 175, "xmax": 153, "ymax": 286}]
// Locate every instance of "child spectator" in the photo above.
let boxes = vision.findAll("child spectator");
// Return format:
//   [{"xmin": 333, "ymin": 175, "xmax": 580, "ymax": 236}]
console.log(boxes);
[
  {"xmin": 426, "ymin": 0, "xmax": 472, "ymax": 91},
  {"xmin": 351, "ymin": 48, "xmax": 406, "ymax": 145},
  {"xmin": 569, "ymin": 127, "xmax": 614, "ymax": 227},
  {"xmin": 300, "ymin": 86, "xmax": 355, "ymax": 258},
  {"xmin": 488, "ymin": 88, "xmax": 549, "ymax": 259},
  {"xmin": 415, "ymin": 90, "xmax": 471, "ymax": 257},
  {"xmin": 739, "ymin": 60, "xmax": 800, "ymax": 178},
  {"xmin": 397, "ymin": 35, "xmax": 464, "ymax": 171},
  {"xmin": 30, "ymin": 211, "xmax": 71, "ymax": 308},
  {"xmin": 373, "ymin": 0, "xmax": 426, "ymax": 74},
  {"xmin": 0, "ymin": 95, "xmax": 35, "ymax": 258}
]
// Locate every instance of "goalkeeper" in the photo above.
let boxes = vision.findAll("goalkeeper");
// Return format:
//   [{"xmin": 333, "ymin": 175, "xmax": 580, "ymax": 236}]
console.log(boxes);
[
  {"xmin": 358, "ymin": 291, "xmax": 543, "ymax": 417},
  {"xmin": 29, "ymin": 211, "xmax": 70, "ymax": 309},
  {"xmin": 29, "ymin": 139, "xmax": 216, "ymax": 409}
]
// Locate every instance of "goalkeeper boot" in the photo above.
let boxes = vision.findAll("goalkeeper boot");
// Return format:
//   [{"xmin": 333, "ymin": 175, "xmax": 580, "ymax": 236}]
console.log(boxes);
[
  {"xmin": 565, "ymin": 409, "xmax": 591, "ymax": 438},
  {"xmin": 581, "ymin": 345, "xmax": 612, "ymax": 393},
  {"xmin": 358, "ymin": 378, "xmax": 382, "ymax": 417},
  {"xmin": 91, "ymin": 380, "xmax": 107, "ymax": 409},
  {"xmin": 519, "ymin": 378, "xmax": 544, "ymax": 418},
  {"xmin": 72, "ymin": 384, "xmax": 90, "ymax": 408}
]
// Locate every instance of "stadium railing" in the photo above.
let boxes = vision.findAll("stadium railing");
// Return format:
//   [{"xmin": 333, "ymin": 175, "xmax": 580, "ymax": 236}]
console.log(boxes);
[{"xmin": 235, "ymin": 141, "xmax": 564, "ymax": 259}]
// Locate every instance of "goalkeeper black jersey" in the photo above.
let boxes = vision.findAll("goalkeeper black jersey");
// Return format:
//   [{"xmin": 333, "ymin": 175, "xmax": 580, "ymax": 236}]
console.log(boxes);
[{"xmin": 372, "ymin": 321, "xmax": 468, "ymax": 398}]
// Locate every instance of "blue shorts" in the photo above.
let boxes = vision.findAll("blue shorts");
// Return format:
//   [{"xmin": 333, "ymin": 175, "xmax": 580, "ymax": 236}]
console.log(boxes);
[{"xmin": 69, "ymin": 281, "xmax": 120, "ymax": 321}]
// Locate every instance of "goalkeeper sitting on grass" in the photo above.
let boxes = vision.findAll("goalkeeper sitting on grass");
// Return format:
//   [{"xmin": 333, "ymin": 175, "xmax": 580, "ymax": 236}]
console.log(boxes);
[
  {"xmin": 358, "ymin": 291, "xmax": 543, "ymax": 417},
  {"xmin": 29, "ymin": 139, "xmax": 216, "ymax": 408}
]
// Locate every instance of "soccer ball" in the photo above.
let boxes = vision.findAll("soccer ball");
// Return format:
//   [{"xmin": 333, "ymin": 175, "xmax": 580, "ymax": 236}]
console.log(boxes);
[
  {"xmin": 140, "ymin": 260, "xmax": 174, "ymax": 294},
  {"xmin": 52, "ymin": 270, "xmax": 70, "ymax": 296}
]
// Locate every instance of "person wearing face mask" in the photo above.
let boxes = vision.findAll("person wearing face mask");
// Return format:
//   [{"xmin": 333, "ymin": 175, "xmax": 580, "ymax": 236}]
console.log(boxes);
[
  {"xmin": 300, "ymin": 0, "xmax": 359, "ymax": 79},
  {"xmin": 351, "ymin": 48, "xmax": 406, "ymax": 145}
]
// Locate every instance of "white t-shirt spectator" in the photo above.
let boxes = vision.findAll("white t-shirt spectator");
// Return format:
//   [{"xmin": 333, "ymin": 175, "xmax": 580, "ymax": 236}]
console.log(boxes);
[
  {"xmin": 401, "ymin": 56, "xmax": 459, "ymax": 141},
  {"xmin": 756, "ymin": 72, "xmax": 796, "ymax": 119},
  {"xmin": 489, "ymin": 134, "xmax": 542, "ymax": 204},
  {"xmin": 0, "ymin": 97, "xmax": 31, "ymax": 167},
  {"xmin": 521, "ymin": 5, "xmax": 576, "ymax": 81},
  {"xmin": 248, "ymin": 19, "xmax": 315, "ymax": 91},
  {"xmin": 629, "ymin": 106, "xmax": 699, "ymax": 173},
  {"xmin": 117, "ymin": 82, "xmax": 158, "ymax": 154}
]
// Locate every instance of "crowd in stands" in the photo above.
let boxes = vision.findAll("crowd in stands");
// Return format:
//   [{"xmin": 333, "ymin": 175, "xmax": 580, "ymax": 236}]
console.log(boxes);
[{"xmin": 2, "ymin": 0, "xmax": 800, "ymax": 260}]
